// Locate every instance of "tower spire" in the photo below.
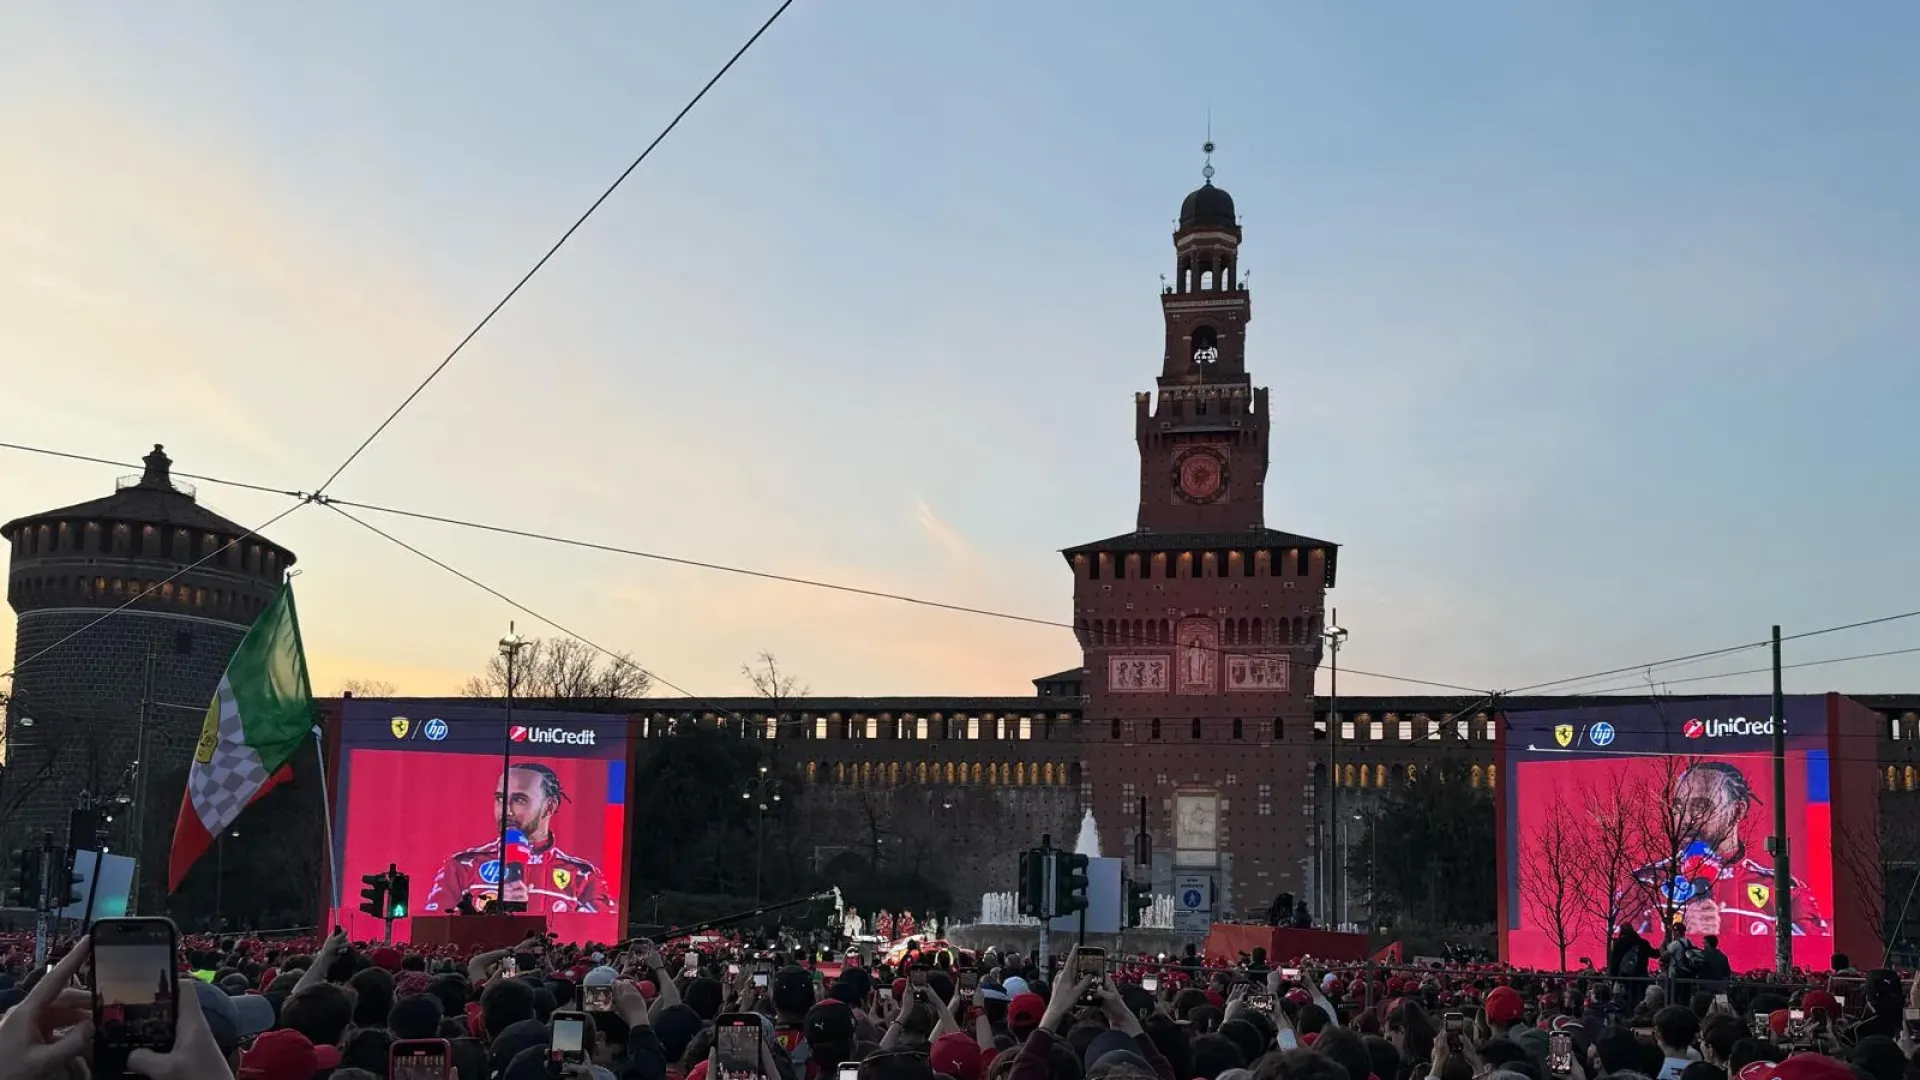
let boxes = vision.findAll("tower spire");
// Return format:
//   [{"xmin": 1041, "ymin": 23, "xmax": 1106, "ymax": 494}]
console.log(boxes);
[{"xmin": 1202, "ymin": 108, "xmax": 1216, "ymax": 185}]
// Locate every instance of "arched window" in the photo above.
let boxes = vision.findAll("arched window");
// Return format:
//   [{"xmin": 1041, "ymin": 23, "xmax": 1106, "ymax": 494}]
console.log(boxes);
[
  {"xmin": 1907, "ymin": 765, "xmax": 1917, "ymax": 792},
  {"xmin": 1358, "ymin": 766, "xmax": 1370, "ymax": 788},
  {"xmin": 1015, "ymin": 762, "xmax": 1027, "ymax": 785},
  {"xmin": 1376, "ymin": 764, "xmax": 1387, "ymax": 787},
  {"xmin": 1192, "ymin": 325, "xmax": 1219, "ymax": 367},
  {"xmin": 970, "ymin": 762, "xmax": 983, "ymax": 783},
  {"xmin": 805, "ymin": 761, "xmax": 817, "ymax": 781},
  {"xmin": 1042, "ymin": 762, "xmax": 1055, "ymax": 785},
  {"xmin": 1406, "ymin": 763, "xmax": 1418, "ymax": 783},
  {"xmin": 833, "ymin": 762, "xmax": 846, "ymax": 783},
  {"xmin": 1889, "ymin": 767, "xmax": 1900, "ymax": 791},
  {"xmin": 1470, "ymin": 765, "xmax": 1484, "ymax": 788}
]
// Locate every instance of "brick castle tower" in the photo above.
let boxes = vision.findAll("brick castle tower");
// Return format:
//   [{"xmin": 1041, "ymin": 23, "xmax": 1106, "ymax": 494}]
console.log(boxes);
[
  {"xmin": 1066, "ymin": 156, "xmax": 1337, "ymax": 917},
  {"xmin": 1, "ymin": 445, "xmax": 295, "ymax": 899}
]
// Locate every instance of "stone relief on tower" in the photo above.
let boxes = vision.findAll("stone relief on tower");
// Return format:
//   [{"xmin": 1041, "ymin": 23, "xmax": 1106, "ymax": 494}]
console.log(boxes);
[
  {"xmin": 1174, "ymin": 615, "xmax": 1219, "ymax": 695},
  {"xmin": 1106, "ymin": 655, "xmax": 1169, "ymax": 693}
]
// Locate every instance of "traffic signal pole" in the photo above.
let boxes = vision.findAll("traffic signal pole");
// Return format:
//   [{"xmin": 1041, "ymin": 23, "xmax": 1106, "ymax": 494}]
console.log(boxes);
[
  {"xmin": 1037, "ymin": 834, "xmax": 1053, "ymax": 970},
  {"xmin": 32, "ymin": 833, "xmax": 54, "ymax": 969},
  {"xmin": 1770, "ymin": 625, "xmax": 1792, "ymax": 976}
]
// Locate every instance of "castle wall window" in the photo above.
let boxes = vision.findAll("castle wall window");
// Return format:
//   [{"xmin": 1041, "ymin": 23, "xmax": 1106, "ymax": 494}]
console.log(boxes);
[
  {"xmin": 1233, "ymin": 718, "xmax": 1243, "ymax": 740},
  {"xmin": 1151, "ymin": 718, "xmax": 1162, "ymax": 740},
  {"xmin": 814, "ymin": 718, "xmax": 828, "ymax": 739},
  {"xmin": 915, "ymin": 717, "xmax": 929, "ymax": 739},
  {"xmin": 1017, "ymin": 717, "xmax": 1032, "ymax": 740},
  {"xmin": 1397, "ymin": 717, "xmax": 1412, "ymax": 740},
  {"xmin": 966, "ymin": 717, "xmax": 980, "ymax": 740}
]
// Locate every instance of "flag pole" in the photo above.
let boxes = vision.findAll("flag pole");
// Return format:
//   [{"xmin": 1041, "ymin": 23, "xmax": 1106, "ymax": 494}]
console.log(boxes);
[{"xmin": 313, "ymin": 725, "xmax": 340, "ymax": 910}]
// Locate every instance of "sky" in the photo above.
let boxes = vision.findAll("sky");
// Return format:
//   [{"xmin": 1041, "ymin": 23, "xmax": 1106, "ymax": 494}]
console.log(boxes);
[{"xmin": 2, "ymin": 3, "xmax": 1917, "ymax": 703}]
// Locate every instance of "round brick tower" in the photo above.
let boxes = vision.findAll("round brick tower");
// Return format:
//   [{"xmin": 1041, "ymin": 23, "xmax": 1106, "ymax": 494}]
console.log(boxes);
[{"xmin": 1, "ymin": 445, "xmax": 295, "ymax": 898}]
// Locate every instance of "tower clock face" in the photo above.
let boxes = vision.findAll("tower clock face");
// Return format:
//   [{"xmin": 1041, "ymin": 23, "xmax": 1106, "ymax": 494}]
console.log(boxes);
[{"xmin": 1175, "ymin": 448, "xmax": 1228, "ymax": 503}]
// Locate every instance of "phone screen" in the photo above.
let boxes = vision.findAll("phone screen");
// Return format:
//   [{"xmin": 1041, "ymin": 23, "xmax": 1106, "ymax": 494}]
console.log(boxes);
[
  {"xmin": 90, "ymin": 917, "xmax": 179, "ymax": 1070},
  {"xmin": 1142, "ymin": 975, "xmax": 1160, "ymax": 993},
  {"xmin": 501, "ymin": 956, "xmax": 518, "ymax": 978},
  {"xmin": 1549, "ymin": 1032, "xmax": 1573, "ymax": 1074},
  {"xmin": 1445, "ymin": 1012, "xmax": 1466, "ymax": 1048},
  {"xmin": 958, "ymin": 971, "xmax": 977, "ymax": 992},
  {"xmin": 390, "ymin": 1039, "xmax": 453, "ymax": 1080},
  {"xmin": 838, "ymin": 1065, "xmax": 860, "ymax": 1080},
  {"xmin": 716, "ymin": 1014, "xmax": 761, "ymax": 1075},
  {"xmin": 584, "ymin": 984, "xmax": 615, "ymax": 1011},
  {"xmin": 753, "ymin": 969, "xmax": 770, "ymax": 989},
  {"xmin": 909, "ymin": 969, "xmax": 928, "ymax": 990},
  {"xmin": 728, "ymin": 963, "xmax": 742, "ymax": 977},
  {"xmin": 550, "ymin": 1011, "xmax": 588, "ymax": 1063},
  {"xmin": 1076, "ymin": 949, "xmax": 1107, "ymax": 1002},
  {"xmin": 1904, "ymin": 1008, "xmax": 1920, "ymax": 1041}
]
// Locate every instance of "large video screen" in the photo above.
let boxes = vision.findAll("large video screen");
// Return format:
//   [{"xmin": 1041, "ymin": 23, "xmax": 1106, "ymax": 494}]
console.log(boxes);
[
  {"xmin": 331, "ymin": 702, "xmax": 629, "ymax": 944},
  {"xmin": 1502, "ymin": 697, "xmax": 1833, "ymax": 972}
]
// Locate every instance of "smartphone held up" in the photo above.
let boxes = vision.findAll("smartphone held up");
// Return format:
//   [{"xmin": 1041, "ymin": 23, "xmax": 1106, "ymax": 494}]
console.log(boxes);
[{"xmin": 89, "ymin": 917, "xmax": 180, "ymax": 1075}]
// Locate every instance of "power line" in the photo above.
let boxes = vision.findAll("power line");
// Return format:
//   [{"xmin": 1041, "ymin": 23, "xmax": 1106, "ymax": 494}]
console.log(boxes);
[
  {"xmin": 1505, "ymin": 610, "xmax": 1920, "ymax": 695},
  {"xmin": 318, "ymin": 493, "xmax": 1486, "ymax": 694},
  {"xmin": 1528, "ymin": 643, "xmax": 1920, "ymax": 699},
  {"xmin": 311, "ymin": 0, "xmax": 798, "ymax": 497},
  {"xmin": 0, "ymin": 441, "xmax": 301, "ymax": 499},
  {"xmin": 0, "ymin": 499, "xmax": 310, "ymax": 682},
  {"xmin": 0, "ymin": 439, "xmax": 1487, "ymax": 694},
  {"xmin": 4, "ymin": 438, "xmax": 1913, "ymax": 702},
  {"xmin": 320, "ymin": 501, "xmax": 755, "ymax": 725}
]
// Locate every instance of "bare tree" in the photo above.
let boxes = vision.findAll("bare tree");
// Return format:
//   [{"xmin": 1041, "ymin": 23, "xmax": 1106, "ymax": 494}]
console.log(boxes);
[
  {"xmin": 1520, "ymin": 792, "xmax": 1587, "ymax": 970},
  {"xmin": 1624, "ymin": 749, "xmax": 1714, "ymax": 939},
  {"xmin": 461, "ymin": 637, "xmax": 650, "ymax": 702},
  {"xmin": 337, "ymin": 678, "xmax": 398, "ymax": 698},
  {"xmin": 1835, "ymin": 819, "xmax": 1889, "ymax": 954},
  {"xmin": 1575, "ymin": 776, "xmax": 1643, "ymax": 960},
  {"xmin": 744, "ymin": 651, "xmax": 807, "ymax": 706}
]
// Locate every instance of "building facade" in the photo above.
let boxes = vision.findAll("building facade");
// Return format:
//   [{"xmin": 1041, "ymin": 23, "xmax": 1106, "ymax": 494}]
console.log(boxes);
[{"xmin": 1, "ymin": 446, "xmax": 294, "ymax": 899}]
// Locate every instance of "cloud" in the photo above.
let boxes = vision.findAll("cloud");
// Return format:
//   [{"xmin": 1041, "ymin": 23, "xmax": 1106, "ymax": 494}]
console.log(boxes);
[{"xmin": 913, "ymin": 498, "xmax": 977, "ymax": 566}]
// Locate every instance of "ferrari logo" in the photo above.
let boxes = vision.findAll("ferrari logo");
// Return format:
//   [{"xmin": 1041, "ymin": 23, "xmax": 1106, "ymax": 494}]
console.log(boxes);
[
  {"xmin": 1747, "ymin": 883, "xmax": 1770, "ymax": 908},
  {"xmin": 390, "ymin": 716, "xmax": 411, "ymax": 739},
  {"xmin": 1553, "ymin": 724, "xmax": 1574, "ymax": 748},
  {"xmin": 552, "ymin": 867, "xmax": 572, "ymax": 891}
]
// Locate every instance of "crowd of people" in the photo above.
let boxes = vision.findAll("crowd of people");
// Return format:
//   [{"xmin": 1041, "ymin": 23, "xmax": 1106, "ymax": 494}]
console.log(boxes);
[{"xmin": 0, "ymin": 924, "xmax": 1916, "ymax": 1080}]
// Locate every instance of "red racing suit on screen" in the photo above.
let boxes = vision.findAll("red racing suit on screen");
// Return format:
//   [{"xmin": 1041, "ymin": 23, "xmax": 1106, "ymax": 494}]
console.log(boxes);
[
  {"xmin": 423, "ymin": 835, "xmax": 616, "ymax": 915},
  {"xmin": 1621, "ymin": 841, "xmax": 1827, "ymax": 938}
]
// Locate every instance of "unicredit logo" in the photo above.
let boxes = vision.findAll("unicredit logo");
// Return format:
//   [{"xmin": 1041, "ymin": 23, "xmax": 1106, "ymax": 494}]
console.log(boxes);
[
  {"xmin": 1683, "ymin": 716, "xmax": 1773, "ymax": 739},
  {"xmin": 509, "ymin": 724, "xmax": 597, "ymax": 746}
]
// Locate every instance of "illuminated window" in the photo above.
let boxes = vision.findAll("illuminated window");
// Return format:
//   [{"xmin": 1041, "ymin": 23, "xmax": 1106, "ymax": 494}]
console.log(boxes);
[
  {"xmin": 1043, "ymin": 762, "xmax": 1056, "ymax": 784},
  {"xmin": 966, "ymin": 717, "xmax": 980, "ymax": 740},
  {"xmin": 1340, "ymin": 720, "xmax": 1354, "ymax": 740},
  {"xmin": 1455, "ymin": 720, "xmax": 1469, "ymax": 741},
  {"xmin": 865, "ymin": 717, "xmax": 879, "ymax": 739},
  {"xmin": 1470, "ymin": 765, "xmax": 1483, "ymax": 788},
  {"xmin": 1358, "ymin": 766, "xmax": 1370, "ymax": 787},
  {"xmin": 1368, "ymin": 719, "xmax": 1383, "ymax": 740},
  {"xmin": 1482, "ymin": 715, "xmax": 1497, "ymax": 741},
  {"xmin": 1488, "ymin": 763, "xmax": 1498, "ymax": 788},
  {"xmin": 970, "ymin": 762, "xmax": 982, "ymax": 783},
  {"xmin": 1375, "ymin": 764, "xmax": 1386, "ymax": 786},
  {"xmin": 916, "ymin": 716, "xmax": 929, "ymax": 739},
  {"xmin": 1018, "ymin": 717, "xmax": 1032, "ymax": 740},
  {"xmin": 1398, "ymin": 718, "xmax": 1413, "ymax": 741},
  {"xmin": 814, "ymin": 718, "xmax": 828, "ymax": 739}
]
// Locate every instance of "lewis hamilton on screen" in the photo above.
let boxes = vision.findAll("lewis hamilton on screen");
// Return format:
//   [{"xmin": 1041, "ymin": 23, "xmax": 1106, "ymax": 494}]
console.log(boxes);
[{"xmin": 424, "ymin": 762, "xmax": 616, "ymax": 915}]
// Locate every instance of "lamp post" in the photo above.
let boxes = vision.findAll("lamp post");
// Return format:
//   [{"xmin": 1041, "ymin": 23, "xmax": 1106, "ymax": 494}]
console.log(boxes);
[
  {"xmin": 1321, "ymin": 612, "xmax": 1348, "ymax": 928},
  {"xmin": 496, "ymin": 626, "xmax": 531, "ymax": 908},
  {"xmin": 742, "ymin": 763, "xmax": 780, "ymax": 905}
]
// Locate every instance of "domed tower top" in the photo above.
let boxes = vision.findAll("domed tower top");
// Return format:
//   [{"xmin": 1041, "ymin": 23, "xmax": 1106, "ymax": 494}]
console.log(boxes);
[
  {"xmin": 3, "ymin": 444, "xmax": 297, "ymax": 628},
  {"xmin": 1177, "ymin": 139, "xmax": 1239, "ymax": 232}
]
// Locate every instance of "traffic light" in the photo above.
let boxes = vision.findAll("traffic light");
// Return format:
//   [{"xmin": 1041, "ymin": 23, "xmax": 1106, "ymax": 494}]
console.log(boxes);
[
  {"xmin": 1017, "ymin": 849, "xmax": 1047, "ymax": 918},
  {"xmin": 62, "ymin": 850, "xmax": 84, "ymax": 907},
  {"xmin": 7, "ymin": 848, "xmax": 42, "ymax": 909},
  {"xmin": 1054, "ymin": 852, "xmax": 1090, "ymax": 916},
  {"xmin": 387, "ymin": 870, "xmax": 410, "ymax": 919},
  {"xmin": 1125, "ymin": 877, "xmax": 1152, "ymax": 928},
  {"xmin": 67, "ymin": 808, "xmax": 104, "ymax": 853},
  {"xmin": 358, "ymin": 871, "xmax": 389, "ymax": 920}
]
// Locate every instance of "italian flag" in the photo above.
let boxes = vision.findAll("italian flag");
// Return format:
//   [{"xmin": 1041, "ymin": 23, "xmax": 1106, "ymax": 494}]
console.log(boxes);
[{"xmin": 167, "ymin": 584, "xmax": 315, "ymax": 892}]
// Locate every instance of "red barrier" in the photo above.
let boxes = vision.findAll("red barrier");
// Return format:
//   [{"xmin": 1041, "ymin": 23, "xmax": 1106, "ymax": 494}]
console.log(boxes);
[{"xmin": 410, "ymin": 914, "xmax": 548, "ymax": 952}]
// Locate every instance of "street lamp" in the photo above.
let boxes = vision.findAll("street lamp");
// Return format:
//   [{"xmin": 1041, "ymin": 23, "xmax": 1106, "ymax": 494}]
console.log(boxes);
[
  {"xmin": 496, "ymin": 626, "xmax": 531, "ymax": 908},
  {"xmin": 743, "ymin": 763, "xmax": 781, "ymax": 904},
  {"xmin": 1322, "ymin": 612, "xmax": 1348, "ymax": 928}
]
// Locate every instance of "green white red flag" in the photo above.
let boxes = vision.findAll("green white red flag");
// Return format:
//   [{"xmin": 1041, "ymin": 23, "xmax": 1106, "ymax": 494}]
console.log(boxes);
[{"xmin": 167, "ymin": 583, "xmax": 314, "ymax": 892}]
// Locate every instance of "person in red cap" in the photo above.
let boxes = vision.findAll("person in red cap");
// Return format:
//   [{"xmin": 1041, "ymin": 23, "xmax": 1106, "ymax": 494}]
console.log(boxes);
[
  {"xmin": 239, "ymin": 1029, "xmax": 344, "ymax": 1079},
  {"xmin": 1483, "ymin": 985, "xmax": 1549, "ymax": 1075}
]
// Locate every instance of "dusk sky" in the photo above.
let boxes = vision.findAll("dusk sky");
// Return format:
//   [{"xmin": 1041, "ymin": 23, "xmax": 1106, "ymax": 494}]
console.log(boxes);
[{"xmin": 3, "ymin": 4, "xmax": 1916, "ymax": 702}]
